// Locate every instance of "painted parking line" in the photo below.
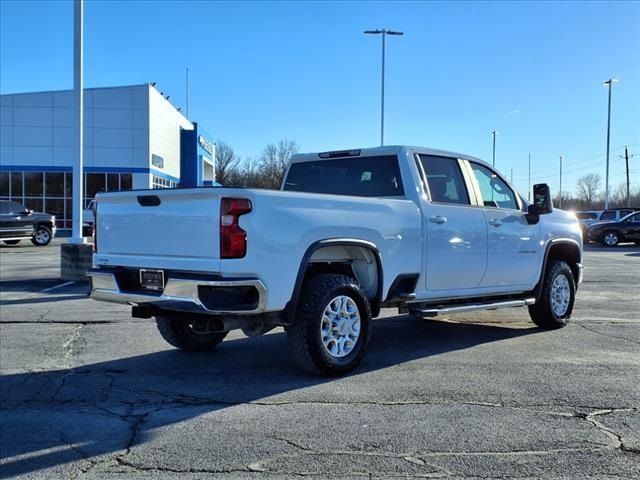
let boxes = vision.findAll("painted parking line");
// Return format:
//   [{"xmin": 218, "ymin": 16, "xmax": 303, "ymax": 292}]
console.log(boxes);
[
  {"xmin": 39, "ymin": 281, "xmax": 75, "ymax": 294},
  {"xmin": 0, "ymin": 281, "xmax": 77, "ymax": 303}
]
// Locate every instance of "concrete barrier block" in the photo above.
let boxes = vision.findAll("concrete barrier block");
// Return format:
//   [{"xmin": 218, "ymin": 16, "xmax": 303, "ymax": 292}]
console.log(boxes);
[{"xmin": 60, "ymin": 243, "xmax": 93, "ymax": 281}]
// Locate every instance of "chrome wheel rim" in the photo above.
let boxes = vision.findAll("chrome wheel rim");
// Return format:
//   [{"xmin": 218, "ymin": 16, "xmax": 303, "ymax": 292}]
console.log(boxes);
[
  {"xmin": 35, "ymin": 228, "xmax": 50, "ymax": 244},
  {"xmin": 604, "ymin": 233, "xmax": 618, "ymax": 246},
  {"xmin": 320, "ymin": 295, "xmax": 361, "ymax": 358},
  {"xmin": 550, "ymin": 274, "xmax": 570, "ymax": 317}
]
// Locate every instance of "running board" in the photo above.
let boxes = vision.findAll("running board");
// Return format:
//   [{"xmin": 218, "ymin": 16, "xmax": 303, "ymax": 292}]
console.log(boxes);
[{"xmin": 411, "ymin": 298, "xmax": 536, "ymax": 318}]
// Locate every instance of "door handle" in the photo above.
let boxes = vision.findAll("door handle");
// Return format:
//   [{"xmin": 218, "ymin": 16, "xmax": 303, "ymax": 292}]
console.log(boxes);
[
  {"xmin": 429, "ymin": 216, "xmax": 448, "ymax": 224},
  {"xmin": 488, "ymin": 219, "xmax": 503, "ymax": 227}
]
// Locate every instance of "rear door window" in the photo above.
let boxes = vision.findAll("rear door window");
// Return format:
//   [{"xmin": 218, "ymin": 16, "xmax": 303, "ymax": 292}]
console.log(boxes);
[
  {"xmin": 600, "ymin": 211, "xmax": 616, "ymax": 221},
  {"xmin": 418, "ymin": 155, "xmax": 470, "ymax": 205},
  {"xmin": 283, "ymin": 155, "xmax": 404, "ymax": 197}
]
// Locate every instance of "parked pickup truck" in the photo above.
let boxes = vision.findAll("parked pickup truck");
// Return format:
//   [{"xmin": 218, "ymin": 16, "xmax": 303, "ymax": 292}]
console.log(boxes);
[{"xmin": 88, "ymin": 146, "xmax": 583, "ymax": 375}]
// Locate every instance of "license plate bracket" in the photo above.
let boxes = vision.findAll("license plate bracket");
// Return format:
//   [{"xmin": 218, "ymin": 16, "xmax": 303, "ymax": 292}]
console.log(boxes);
[{"xmin": 139, "ymin": 269, "xmax": 165, "ymax": 292}]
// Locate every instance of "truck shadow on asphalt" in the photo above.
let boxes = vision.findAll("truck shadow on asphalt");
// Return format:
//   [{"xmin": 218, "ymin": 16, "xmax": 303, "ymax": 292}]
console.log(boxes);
[{"xmin": 0, "ymin": 317, "xmax": 539, "ymax": 478}]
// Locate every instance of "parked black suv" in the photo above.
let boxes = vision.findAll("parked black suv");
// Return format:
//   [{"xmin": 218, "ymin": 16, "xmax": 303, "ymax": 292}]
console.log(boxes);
[
  {"xmin": 0, "ymin": 200, "xmax": 56, "ymax": 246},
  {"xmin": 588, "ymin": 211, "xmax": 640, "ymax": 247}
]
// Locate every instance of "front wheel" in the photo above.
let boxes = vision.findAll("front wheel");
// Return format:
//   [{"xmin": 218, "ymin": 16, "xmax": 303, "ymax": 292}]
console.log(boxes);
[
  {"xmin": 31, "ymin": 225, "xmax": 52, "ymax": 246},
  {"xmin": 601, "ymin": 230, "xmax": 619, "ymax": 247},
  {"xmin": 155, "ymin": 316, "xmax": 228, "ymax": 351},
  {"xmin": 286, "ymin": 273, "xmax": 372, "ymax": 376},
  {"xmin": 528, "ymin": 260, "xmax": 575, "ymax": 329}
]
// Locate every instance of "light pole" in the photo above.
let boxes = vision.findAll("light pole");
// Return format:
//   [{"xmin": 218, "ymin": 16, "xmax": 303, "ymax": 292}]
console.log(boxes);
[
  {"xmin": 528, "ymin": 153, "xmax": 531, "ymax": 201},
  {"xmin": 491, "ymin": 130, "xmax": 497, "ymax": 167},
  {"xmin": 559, "ymin": 155, "xmax": 563, "ymax": 209},
  {"xmin": 602, "ymin": 78, "xmax": 618, "ymax": 209},
  {"xmin": 364, "ymin": 29, "xmax": 404, "ymax": 146},
  {"xmin": 71, "ymin": 0, "xmax": 84, "ymax": 244}
]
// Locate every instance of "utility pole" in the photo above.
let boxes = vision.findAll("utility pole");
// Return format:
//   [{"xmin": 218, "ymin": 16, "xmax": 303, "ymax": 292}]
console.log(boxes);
[
  {"xmin": 510, "ymin": 168, "xmax": 513, "ymax": 184},
  {"xmin": 620, "ymin": 146, "xmax": 634, "ymax": 207},
  {"xmin": 602, "ymin": 78, "xmax": 618, "ymax": 209},
  {"xmin": 491, "ymin": 131, "xmax": 497, "ymax": 167},
  {"xmin": 528, "ymin": 153, "xmax": 531, "ymax": 201},
  {"xmin": 559, "ymin": 155, "xmax": 563, "ymax": 209}
]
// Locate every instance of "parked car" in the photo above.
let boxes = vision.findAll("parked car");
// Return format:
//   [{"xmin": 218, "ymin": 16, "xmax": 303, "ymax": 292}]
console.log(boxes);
[
  {"xmin": 83, "ymin": 200, "xmax": 96, "ymax": 225},
  {"xmin": 598, "ymin": 208, "xmax": 638, "ymax": 223},
  {"xmin": 588, "ymin": 211, "xmax": 640, "ymax": 246},
  {"xmin": 0, "ymin": 200, "xmax": 56, "ymax": 246},
  {"xmin": 575, "ymin": 211, "xmax": 602, "ymax": 242},
  {"xmin": 88, "ymin": 146, "xmax": 583, "ymax": 375}
]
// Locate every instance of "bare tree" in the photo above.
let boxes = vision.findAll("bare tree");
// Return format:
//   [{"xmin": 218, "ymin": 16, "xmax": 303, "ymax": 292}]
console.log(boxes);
[
  {"xmin": 575, "ymin": 173, "xmax": 601, "ymax": 204},
  {"xmin": 259, "ymin": 139, "xmax": 299, "ymax": 189},
  {"xmin": 215, "ymin": 141, "xmax": 240, "ymax": 185}
]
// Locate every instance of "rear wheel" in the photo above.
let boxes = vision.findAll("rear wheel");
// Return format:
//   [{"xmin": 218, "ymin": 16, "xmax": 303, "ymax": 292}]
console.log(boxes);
[
  {"xmin": 31, "ymin": 225, "xmax": 52, "ymax": 246},
  {"xmin": 286, "ymin": 273, "xmax": 372, "ymax": 376},
  {"xmin": 155, "ymin": 316, "xmax": 228, "ymax": 351},
  {"xmin": 601, "ymin": 230, "xmax": 619, "ymax": 247},
  {"xmin": 528, "ymin": 260, "xmax": 575, "ymax": 329},
  {"xmin": 2, "ymin": 240, "xmax": 20, "ymax": 245}
]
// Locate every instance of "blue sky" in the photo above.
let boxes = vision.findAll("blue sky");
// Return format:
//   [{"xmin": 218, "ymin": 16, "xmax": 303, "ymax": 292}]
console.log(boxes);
[{"xmin": 1, "ymin": 0, "xmax": 639, "ymax": 197}]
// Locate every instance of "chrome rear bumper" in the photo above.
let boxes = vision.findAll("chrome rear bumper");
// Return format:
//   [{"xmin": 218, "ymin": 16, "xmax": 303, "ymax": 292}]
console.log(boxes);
[{"xmin": 88, "ymin": 269, "xmax": 267, "ymax": 315}]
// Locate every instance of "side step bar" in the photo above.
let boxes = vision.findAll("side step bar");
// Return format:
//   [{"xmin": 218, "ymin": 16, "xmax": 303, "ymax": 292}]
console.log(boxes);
[{"xmin": 411, "ymin": 298, "xmax": 536, "ymax": 318}]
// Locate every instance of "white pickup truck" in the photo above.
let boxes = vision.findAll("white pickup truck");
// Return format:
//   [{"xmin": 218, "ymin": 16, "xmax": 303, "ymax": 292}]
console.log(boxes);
[{"xmin": 89, "ymin": 146, "xmax": 583, "ymax": 375}]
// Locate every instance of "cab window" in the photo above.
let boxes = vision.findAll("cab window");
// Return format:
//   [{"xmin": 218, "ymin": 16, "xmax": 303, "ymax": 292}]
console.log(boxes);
[
  {"xmin": 470, "ymin": 163, "xmax": 518, "ymax": 210},
  {"xmin": 418, "ymin": 155, "xmax": 470, "ymax": 205}
]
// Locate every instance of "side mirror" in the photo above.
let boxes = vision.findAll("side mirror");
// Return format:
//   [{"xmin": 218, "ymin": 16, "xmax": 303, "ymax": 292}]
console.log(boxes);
[
  {"xmin": 525, "ymin": 183, "xmax": 553, "ymax": 224},
  {"xmin": 533, "ymin": 183, "xmax": 553, "ymax": 214}
]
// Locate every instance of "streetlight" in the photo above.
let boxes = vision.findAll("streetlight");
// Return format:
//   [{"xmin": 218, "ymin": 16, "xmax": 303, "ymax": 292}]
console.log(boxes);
[
  {"xmin": 364, "ymin": 29, "xmax": 404, "ymax": 146},
  {"xmin": 602, "ymin": 78, "xmax": 618, "ymax": 209},
  {"xmin": 491, "ymin": 130, "xmax": 497, "ymax": 167}
]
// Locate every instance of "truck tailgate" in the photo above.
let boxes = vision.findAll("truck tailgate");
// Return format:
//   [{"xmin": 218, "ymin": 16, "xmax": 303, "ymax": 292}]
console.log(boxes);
[{"xmin": 95, "ymin": 188, "xmax": 222, "ymax": 272}]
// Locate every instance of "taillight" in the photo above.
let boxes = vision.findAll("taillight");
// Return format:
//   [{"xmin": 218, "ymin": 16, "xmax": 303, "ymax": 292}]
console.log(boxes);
[{"xmin": 220, "ymin": 198, "xmax": 252, "ymax": 258}]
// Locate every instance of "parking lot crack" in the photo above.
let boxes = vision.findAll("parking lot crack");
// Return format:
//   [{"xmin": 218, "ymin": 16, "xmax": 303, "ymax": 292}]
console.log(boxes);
[
  {"xmin": 114, "ymin": 457, "xmax": 251, "ymax": 475},
  {"xmin": 576, "ymin": 408, "xmax": 638, "ymax": 453},
  {"xmin": 574, "ymin": 323, "xmax": 640, "ymax": 346}
]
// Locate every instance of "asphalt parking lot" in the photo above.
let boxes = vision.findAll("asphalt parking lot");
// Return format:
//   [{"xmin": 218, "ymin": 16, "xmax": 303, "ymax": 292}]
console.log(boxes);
[{"xmin": 1, "ymin": 239, "xmax": 639, "ymax": 479}]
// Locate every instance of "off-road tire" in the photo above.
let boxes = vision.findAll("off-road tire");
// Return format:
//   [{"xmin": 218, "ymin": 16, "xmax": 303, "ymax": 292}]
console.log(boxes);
[
  {"xmin": 2, "ymin": 240, "xmax": 20, "ymax": 245},
  {"xmin": 528, "ymin": 260, "xmax": 575, "ymax": 329},
  {"xmin": 155, "ymin": 316, "xmax": 228, "ymax": 351},
  {"xmin": 285, "ymin": 273, "xmax": 372, "ymax": 376},
  {"xmin": 600, "ymin": 230, "xmax": 619, "ymax": 247},
  {"xmin": 31, "ymin": 225, "xmax": 52, "ymax": 246}
]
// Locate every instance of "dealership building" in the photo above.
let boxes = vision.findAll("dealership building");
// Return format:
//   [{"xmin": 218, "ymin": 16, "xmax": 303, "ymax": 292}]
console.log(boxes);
[{"xmin": 0, "ymin": 83, "xmax": 215, "ymax": 229}]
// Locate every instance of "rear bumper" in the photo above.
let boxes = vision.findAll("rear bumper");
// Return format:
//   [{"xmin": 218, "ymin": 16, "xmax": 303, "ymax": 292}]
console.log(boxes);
[{"xmin": 87, "ymin": 268, "xmax": 267, "ymax": 315}]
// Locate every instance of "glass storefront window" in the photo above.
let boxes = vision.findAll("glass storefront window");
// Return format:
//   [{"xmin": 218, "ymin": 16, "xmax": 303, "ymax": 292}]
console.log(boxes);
[
  {"xmin": 121, "ymin": 174, "xmax": 132, "ymax": 191},
  {"xmin": 24, "ymin": 198, "xmax": 43, "ymax": 212},
  {"xmin": 45, "ymin": 172, "xmax": 65, "ymax": 197},
  {"xmin": 24, "ymin": 172, "xmax": 43, "ymax": 196},
  {"xmin": 11, "ymin": 172, "xmax": 23, "ymax": 197},
  {"xmin": 107, "ymin": 173, "xmax": 119, "ymax": 191},
  {"xmin": 7, "ymin": 170, "xmax": 136, "ymax": 229},
  {"xmin": 65, "ymin": 173, "xmax": 73, "ymax": 197},
  {"xmin": 0, "ymin": 173, "xmax": 8, "ymax": 196},
  {"xmin": 86, "ymin": 173, "xmax": 106, "ymax": 198},
  {"xmin": 46, "ymin": 198, "xmax": 64, "ymax": 227}
]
